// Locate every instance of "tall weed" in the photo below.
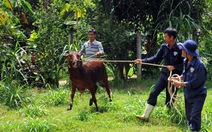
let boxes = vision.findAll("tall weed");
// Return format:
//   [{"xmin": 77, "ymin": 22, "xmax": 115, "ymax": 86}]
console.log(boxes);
[
  {"xmin": 20, "ymin": 103, "xmax": 48, "ymax": 117},
  {"xmin": 44, "ymin": 88, "xmax": 68, "ymax": 106},
  {"xmin": 0, "ymin": 80, "xmax": 25, "ymax": 109},
  {"xmin": 22, "ymin": 118, "xmax": 57, "ymax": 132}
]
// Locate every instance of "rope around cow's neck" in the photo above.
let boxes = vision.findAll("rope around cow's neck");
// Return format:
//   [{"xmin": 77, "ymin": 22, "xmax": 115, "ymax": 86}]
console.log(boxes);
[
  {"xmin": 86, "ymin": 53, "xmax": 99, "ymax": 59},
  {"xmin": 167, "ymin": 71, "xmax": 183, "ymax": 125}
]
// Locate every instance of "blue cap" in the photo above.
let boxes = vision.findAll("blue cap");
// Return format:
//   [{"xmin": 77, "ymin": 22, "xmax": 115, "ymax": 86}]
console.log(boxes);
[{"xmin": 181, "ymin": 40, "xmax": 199, "ymax": 57}]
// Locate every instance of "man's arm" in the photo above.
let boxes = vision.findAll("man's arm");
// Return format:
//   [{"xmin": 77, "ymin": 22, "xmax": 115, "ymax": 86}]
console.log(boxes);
[
  {"xmin": 79, "ymin": 43, "xmax": 86, "ymax": 56},
  {"xmin": 97, "ymin": 42, "xmax": 104, "ymax": 56}
]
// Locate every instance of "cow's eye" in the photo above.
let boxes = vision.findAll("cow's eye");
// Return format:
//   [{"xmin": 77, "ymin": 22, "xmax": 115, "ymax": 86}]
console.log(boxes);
[
  {"xmin": 69, "ymin": 54, "xmax": 73, "ymax": 58},
  {"xmin": 77, "ymin": 55, "xmax": 81, "ymax": 59}
]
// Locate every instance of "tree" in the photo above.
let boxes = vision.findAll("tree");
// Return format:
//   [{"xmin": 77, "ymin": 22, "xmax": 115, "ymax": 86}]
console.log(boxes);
[{"xmin": 112, "ymin": 0, "xmax": 206, "ymax": 41}]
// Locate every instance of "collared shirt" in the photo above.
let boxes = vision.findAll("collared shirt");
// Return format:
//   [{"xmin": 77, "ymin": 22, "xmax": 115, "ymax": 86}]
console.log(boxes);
[
  {"xmin": 182, "ymin": 57, "xmax": 207, "ymax": 102},
  {"xmin": 142, "ymin": 42, "xmax": 184, "ymax": 75},
  {"xmin": 80, "ymin": 40, "xmax": 104, "ymax": 59}
]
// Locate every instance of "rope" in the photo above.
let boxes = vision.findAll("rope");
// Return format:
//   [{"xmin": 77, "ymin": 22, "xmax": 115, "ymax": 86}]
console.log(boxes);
[
  {"xmin": 86, "ymin": 53, "xmax": 98, "ymax": 60},
  {"xmin": 167, "ymin": 71, "xmax": 183, "ymax": 125},
  {"xmin": 85, "ymin": 59, "xmax": 167, "ymax": 68},
  {"xmin": 84, "ymin": 53, "xmax": 167, "ymax": 68}
]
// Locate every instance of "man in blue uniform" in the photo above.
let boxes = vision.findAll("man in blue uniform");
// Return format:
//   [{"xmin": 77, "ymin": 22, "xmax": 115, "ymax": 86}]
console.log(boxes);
[
  {"xmin": 135, "ymin": 27, "xmax": 184, "ymax": 121},
  {"xmin": 170, "ymin": 40, "xmax": 207, "ymax": 132}
]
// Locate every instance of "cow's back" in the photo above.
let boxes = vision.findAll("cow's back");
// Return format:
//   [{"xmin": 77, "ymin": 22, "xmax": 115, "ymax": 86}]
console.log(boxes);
[{"xmin": 82, "ymin": 60, "xmax": 107, "ymax": 83}]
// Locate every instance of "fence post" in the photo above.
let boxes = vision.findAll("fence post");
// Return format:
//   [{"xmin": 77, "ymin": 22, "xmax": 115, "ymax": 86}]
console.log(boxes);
[{"xmin": 136, "ymin": 31, "xmax": 142, "ymax": 80}]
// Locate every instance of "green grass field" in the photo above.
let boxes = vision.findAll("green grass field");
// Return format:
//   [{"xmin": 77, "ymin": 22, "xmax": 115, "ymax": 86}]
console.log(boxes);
[{"xmin": 0, "ymin": 78, "xmax": 211, "ymax": 132}]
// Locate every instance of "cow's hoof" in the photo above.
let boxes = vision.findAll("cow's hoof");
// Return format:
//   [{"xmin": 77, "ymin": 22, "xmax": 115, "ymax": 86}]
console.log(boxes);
[
  {"xmin": 89, "ymin": 99, "xmax": 93, "ymax": 106},
  {"xmin": 67, "ymin": 105, "xmax": 72, "ymax": 111}
]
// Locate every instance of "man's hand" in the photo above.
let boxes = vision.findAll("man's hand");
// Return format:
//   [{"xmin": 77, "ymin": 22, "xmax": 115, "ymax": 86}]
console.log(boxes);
[
  {"xmin": 167, "ymin": 66, "xmax": 175, "ymax": 71},
  {"xmin": 96, "ymin": 52, "xmax": 103, "ymax": 56},
  {"xmin": 134, "ymin": 59, "xmax": 142, "ymax": 64},
  {"xmin": 170, "ymin": 76, "xmax": 180, "ymax": 81},
  {"xmin": 172, "ymin": 80, "xmax": 182, "ymax": 88},
  {"xmin": 79, "ymin": 52, "xmax": 82, "ymax": 56}
]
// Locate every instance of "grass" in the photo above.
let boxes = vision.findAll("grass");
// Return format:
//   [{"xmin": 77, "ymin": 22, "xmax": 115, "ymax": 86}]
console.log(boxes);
[{"xmin": 0, "ymin": 78, "xmax": 211, "ymax": 132}]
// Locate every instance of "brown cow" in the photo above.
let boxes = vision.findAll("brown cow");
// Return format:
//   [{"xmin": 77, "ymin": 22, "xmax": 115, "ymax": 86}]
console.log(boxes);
[{"xmin": 64, "ymin": 51, "xmax": 112, "ymax": 111}]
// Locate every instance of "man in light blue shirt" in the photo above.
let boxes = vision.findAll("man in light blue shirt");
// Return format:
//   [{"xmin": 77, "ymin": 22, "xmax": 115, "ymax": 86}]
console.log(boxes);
[
  {"xmin": 80, "ymin": 28, "xmax": 105, "ymax": 88},
  {"xmin": 80, "ymin": 28, "xmax": 104, "ymax": 59}
]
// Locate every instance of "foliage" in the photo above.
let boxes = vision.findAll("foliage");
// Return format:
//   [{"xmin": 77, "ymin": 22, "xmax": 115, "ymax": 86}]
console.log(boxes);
[
  {"xmin": 0, "ymin": 0, "xmax": 35, "ymax": 40},
  {"xmin": 154, "ymin": 0, "xmax": 205, "ymax": 42},
  {"xmin": 0, "ymin": 0, "xmax": 43, "ymax": 86},
  {"xmin": 27, "ymin": 0, "xmax": 70, "ymax": 87},
  {"xmin": 93, "ymin": 0, "xmax": 207, "ymax": 58},
  {"xmin": 61, "ymin": 0, "xmax": 97, "ymax": 51},
  {"xmin": 0, "ymin": 40, "xmax": 43, "ymax": 86},
  {"xmin": 199, "ymin": 0, "xmax": 212, "ymax": 80},
  {"xmin": 111, "ymin": 0, "xmax": 205, "ymax": 35},
  {"xmin": 61, "ymin": 0, "xmax": 95, "ymax": 21},
  {"xmin": 0, "ymin": 79, "xmax": 25, "ymax": 109},
  {"xmin": 199, "ymin": 34, "xmax": 212, "ymax": 81}
]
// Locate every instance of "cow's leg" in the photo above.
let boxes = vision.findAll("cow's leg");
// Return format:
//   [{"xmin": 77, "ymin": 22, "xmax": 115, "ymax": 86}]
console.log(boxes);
[
  {"xmin": 88, "ymin": 84, "xmax": 98, "ymax": 111},
  {"xmin": 89, "ymin": 83, "xmax": 97, "ymax": 106},
  {"xmin": 90, "ymin": 91, "xmax": 98, "ymax": 111},
  {"xmin": 67, "ymin": 83, "xmax": 76, "ymax": 111},
  {"xmin": 101, "ymin": 77, "xmax": 112, "ymax": 102},
  {"xmin": 105, "ymin": 83, "xmax": 112, "ymax": 102},
  {"xmin": 94, "ymin": 84, "xmax": 98, "ymax": 94}
]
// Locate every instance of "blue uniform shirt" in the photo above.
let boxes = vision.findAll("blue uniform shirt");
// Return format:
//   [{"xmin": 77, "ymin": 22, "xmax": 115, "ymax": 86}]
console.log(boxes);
[
  {"xmin": 142, "ymin": 43, "xmax": 184, "ymax": 75},
  {"xmin": 182, "ymin": 57, "xmax": 207, "ymax": 102}
]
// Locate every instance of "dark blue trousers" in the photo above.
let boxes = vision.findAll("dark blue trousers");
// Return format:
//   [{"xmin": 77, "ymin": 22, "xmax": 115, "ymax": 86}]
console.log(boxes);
[
  {"xmin": 185, "ymin": 95, "xmax": 206, "ymax": 131},
  {"xmin": 147, "ymin": 73, "xmax": 177, "ymax": 107}
]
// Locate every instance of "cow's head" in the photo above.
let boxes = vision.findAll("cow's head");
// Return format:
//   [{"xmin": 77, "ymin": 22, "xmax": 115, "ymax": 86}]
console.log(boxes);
[{"xmin": 64, "ymin": 52, "xmax": 82, "ymax": 68}]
